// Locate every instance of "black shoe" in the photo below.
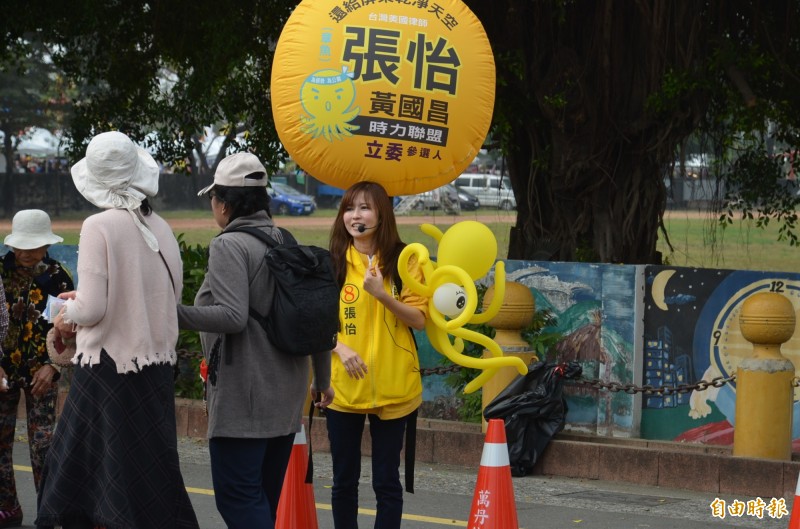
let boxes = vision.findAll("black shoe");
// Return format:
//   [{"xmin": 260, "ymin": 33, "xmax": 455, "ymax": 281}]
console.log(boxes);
[{"xmin": 0, "ymin": 506, "xmax": 22, "ymax": 528}]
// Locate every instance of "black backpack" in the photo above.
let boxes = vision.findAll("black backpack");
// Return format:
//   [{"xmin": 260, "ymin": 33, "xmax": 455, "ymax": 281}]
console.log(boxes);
[{"xmin": 227, "ymin": 226, "xmax": 339, "ymax": 356}]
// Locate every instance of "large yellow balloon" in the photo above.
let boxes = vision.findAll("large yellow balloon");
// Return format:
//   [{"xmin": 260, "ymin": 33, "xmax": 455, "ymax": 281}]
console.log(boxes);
[
  {"xmin": 437, "ymin": 221, "xmax": 497, "ymax": 279},
  {"xmin": 271, "ymin": 0, "xmax": 496, "ymax": 196}
]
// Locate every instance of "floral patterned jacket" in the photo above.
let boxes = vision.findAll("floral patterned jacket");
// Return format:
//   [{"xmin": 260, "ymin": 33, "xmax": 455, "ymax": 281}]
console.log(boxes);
[{"xmin": 1, "ymin": 251, "xmax": 74, "ymax": 389}]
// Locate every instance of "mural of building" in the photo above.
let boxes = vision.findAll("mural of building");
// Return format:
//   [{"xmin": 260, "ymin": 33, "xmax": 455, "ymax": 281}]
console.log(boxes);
[{"xmin": 644, "ymin": 326, "xmax": 692, "ymax": 409}]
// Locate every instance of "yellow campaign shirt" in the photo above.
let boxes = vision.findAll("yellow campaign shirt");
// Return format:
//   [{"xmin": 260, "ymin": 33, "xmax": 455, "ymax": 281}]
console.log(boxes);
[{"xmin": 329, "ymin": 245, "xmax": 428, "ymax": 420}]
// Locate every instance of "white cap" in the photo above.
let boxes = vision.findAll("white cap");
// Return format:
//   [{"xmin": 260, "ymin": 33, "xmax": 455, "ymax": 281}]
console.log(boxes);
[{"xmin": 197, "ymin": 152, "xmax": 268, "ymax": 196}]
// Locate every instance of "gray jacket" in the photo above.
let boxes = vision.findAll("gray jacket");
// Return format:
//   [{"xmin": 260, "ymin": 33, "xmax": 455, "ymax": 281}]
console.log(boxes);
[{"xmin": 177, "ymin": 212, "xmax": 331, "ymax": 439}]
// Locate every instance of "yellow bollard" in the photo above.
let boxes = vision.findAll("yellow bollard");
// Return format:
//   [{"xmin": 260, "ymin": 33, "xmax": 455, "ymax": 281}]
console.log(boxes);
[
  {"xmin": 733, "ymin": 291, "xmax": 796, "ymax": 460},
  {"xmin": 481, "ymin": 281, "xmax": 538, "ymax": 432}
]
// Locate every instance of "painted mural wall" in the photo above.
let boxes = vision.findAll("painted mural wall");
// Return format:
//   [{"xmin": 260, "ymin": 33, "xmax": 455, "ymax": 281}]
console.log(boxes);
[
  {"xmin": 423, "ymin": 261, "xmax": 800, "ymax": 446},
  {"xmin": 501, "ymin": 260, "xmax": 640, "ymax": 438},
  {"xmin": 642, "ymin": 266, "xmax": 800, "ymax": 447}
]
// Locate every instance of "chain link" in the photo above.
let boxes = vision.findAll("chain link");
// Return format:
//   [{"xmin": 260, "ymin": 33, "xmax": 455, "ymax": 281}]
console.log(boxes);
[
  {"xmin": 178, "ymin": 350, "xmax": 465, "ymax": 377},
  {"xmin": 571, "ymin": 375, "xmax": 736, "ymax": 395},
  {"xmin": 419, "ymin": 365, "xmax": 463, "ymax": 376},
  {"xmin": 177, "ymin": 349, "xmax": 744, "ymax": 396}
]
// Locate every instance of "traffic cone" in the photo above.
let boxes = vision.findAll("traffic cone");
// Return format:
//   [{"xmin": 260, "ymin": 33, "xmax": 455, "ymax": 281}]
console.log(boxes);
[
  {"xmin": 276, "ymin": 424, "xmax": 319, "ymax": 529},
  {"xmin": 789, "ymin": 471, "xmax": 800, "ymax": 528},
  {"xmin": 468, "ymin": 418, "xmax": 519, "ymax": 529}
]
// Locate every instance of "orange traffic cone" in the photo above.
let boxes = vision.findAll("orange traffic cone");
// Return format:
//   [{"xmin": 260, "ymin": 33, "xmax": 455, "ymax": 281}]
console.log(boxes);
[
  {"xmin": 276, "ymin": 425, "xmax": 319, "ymax": 529},
  {"xmin": 468, "ymin": 418, "xmax": 519, "ymax": 529},
  {"xmin": 789, "ymin": 472, "xmax": 800, "ymax": 528}
]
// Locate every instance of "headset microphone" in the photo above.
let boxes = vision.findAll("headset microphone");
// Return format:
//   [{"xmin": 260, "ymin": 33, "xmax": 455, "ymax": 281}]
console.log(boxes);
[{"xmin": 357, "ymin": 224, "xmax": 375, "ymax": 233}]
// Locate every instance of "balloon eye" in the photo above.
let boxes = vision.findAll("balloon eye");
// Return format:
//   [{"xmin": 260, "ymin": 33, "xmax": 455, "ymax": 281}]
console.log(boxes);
[{"xmin": 433, "ymin": 283, "xmax": 468, "ymax": 318}]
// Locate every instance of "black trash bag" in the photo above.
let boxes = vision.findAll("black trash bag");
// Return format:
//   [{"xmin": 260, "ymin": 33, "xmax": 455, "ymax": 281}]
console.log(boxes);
[{"xmin": 483, "ymin": 360, "xmax": 582, "ymax": 477}]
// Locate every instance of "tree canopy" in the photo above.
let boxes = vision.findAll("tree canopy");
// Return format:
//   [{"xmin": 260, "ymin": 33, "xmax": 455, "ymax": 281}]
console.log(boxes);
[
  {"xmin": 3, "ymin": 0, "xmax": 799, "ymax": 264},
  {"xmin": 3, "ymin": 0, "xmax": 294, "ymax": 175}
]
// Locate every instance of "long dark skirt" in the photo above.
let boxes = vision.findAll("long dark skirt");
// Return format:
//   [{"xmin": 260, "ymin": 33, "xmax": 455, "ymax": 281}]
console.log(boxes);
[{"xmin": 35, "ymin": 351, "xmax": 199, "ymax": 529}]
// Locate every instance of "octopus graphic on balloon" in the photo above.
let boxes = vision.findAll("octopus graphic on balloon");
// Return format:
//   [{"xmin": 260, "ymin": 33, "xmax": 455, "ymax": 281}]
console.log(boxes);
[
  {"xmin": 398, "ymin": 221, "xmax": 529, "ymax": 394},
  {"xmin": 299, "ymin": 67, "xmax": 360, "ymax": 142}
]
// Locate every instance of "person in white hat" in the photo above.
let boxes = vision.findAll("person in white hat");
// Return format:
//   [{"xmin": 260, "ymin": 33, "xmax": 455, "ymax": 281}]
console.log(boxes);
[
  {"xmin": 35, "ymin": 131, "xmax": 199, "ymax": 529},
  {"xmin": 177, "ymin": 152, "xmax": 333, "ymax": 528},
  {"xmin": 0, "ymin": 209, "xmax": 74, "ymax": 529}
]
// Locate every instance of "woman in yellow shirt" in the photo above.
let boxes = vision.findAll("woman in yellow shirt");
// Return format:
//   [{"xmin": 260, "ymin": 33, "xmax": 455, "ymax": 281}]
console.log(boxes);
[{"xmin": 325, "ymin": 181, "xmax": 428, "ymax": 529}]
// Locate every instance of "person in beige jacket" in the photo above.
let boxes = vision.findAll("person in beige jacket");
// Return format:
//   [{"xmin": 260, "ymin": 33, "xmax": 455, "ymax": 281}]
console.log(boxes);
[{"xmin": 36, "ymin": 131, "xmax": 199, "ymax": 529}]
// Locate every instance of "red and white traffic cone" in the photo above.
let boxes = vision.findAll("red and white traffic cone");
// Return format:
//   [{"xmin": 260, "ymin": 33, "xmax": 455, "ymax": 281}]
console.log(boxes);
[
  {"xmin": 468, "ymin": 418, "xmax": 519, "ymax": 529},
  {"xmin": 789, "ymin": 471, "xmax": 800, "ymax": 528},
  {"xmin": 275, "ymin": 425, "xmax": 318, "ymax": 529}
]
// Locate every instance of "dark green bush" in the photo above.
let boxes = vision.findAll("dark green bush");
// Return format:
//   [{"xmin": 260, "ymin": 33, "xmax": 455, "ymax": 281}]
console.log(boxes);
[{"xmin": 174, "ymin": 235, "xmax": 209, "ymax": 399}]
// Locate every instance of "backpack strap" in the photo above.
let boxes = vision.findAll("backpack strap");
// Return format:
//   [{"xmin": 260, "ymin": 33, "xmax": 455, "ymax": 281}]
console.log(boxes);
[
  {"xmin": 223, "ymin": 225, "xmax": 311, "ymax": 336},
  {"xmin": 225, "ymin": 225, "xmax": 285, "ymax": 247},
  {"xmin": 405, "ymin": 409, "xmax": 417, "ymax": 493}
]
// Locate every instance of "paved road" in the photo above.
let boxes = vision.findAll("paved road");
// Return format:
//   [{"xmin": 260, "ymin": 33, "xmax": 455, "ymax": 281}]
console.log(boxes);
[{"xmin": 10, "ymin": 421, "xmax": 789, "ymax": 529}]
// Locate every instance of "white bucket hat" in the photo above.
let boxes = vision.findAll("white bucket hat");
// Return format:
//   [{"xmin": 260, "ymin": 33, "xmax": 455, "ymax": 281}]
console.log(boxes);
[
  {"xmin": 4, "ymin": 209, "xmax": 63, "ymax": 250},
  {"xmin": 197, "ymin": 152, "xmax": 268, "ymax": 196},
  {"xmin": 71, "ymin": 131, "xmax": 161, "ymax": 251}
]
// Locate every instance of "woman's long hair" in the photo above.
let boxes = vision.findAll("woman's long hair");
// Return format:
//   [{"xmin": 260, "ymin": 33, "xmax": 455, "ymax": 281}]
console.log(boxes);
[{"xmin": 329, "ymin": 181, "xmax": 404, "ymax": 288}]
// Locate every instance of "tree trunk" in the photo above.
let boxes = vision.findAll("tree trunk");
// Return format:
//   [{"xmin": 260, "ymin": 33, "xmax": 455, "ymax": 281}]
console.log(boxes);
[
  {"xmin": 1, "ymin": 126, "xmax": 14, "ymax": 217},
  {"xmin": 467, "ymin": 0, "xmax": 712, "ymax": 263}
]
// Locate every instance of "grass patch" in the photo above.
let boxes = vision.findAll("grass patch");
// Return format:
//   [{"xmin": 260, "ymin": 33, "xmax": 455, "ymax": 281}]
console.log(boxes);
[
  {"xmin": 47, "ymin": 208, "xmax": 800, "ymax": 273},
  {"xmin": 659, "ymin": 212, "xmax": 800, "ymax": 273}
]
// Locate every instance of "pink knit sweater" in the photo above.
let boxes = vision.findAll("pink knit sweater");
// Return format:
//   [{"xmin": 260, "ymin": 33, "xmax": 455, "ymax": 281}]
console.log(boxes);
[{"xmin": 63, "ymin": 209, "xmax": 183, "ymax": 374}]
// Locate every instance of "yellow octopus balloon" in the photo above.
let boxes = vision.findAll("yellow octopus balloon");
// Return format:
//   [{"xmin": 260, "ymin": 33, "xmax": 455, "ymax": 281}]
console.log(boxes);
[{"xmin": 398, "ymin": 221, "xmax": 528, "ymax": 394}]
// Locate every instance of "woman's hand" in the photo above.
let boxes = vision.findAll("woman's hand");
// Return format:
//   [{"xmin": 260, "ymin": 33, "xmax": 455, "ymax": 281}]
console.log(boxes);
[
  {"xmin": 30, "ymin": 364, "xmax": 57, "ymax": 396},
  {"xmin": 58, "ymin": 291, "xmax": 77, "ymax": 300},
  {"xmin": 311, "ymin": 385, "xmax": 335, "ymax": 409},
  {"xmin": 363, "ymin": 264, "xmax": 387, "ymax": 300},
  {"xmin": 54, "ymin": 307, "xmax": 76, "ymax": 338},
  {"xmin": 335, "ymin": 343, "xmax": 368, "ymax": 379}
]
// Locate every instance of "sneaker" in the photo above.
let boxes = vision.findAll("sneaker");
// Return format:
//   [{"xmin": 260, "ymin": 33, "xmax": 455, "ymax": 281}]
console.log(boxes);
[{"xmin": 0, "ymin": 506, "xmax": 21, "ymax": 528}]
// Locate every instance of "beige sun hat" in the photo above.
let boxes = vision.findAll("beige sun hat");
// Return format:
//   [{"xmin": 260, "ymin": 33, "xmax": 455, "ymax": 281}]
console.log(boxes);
[
  {"xmin": 71, "ymin": 131, "xmax": 161, "ymax": 251},
  {"xmin": 197, "ymin": 152, "xmax": 268, "ymax": 196},
  {"xmin": 71, "ymin": 130, "xmax": 159, "ymax": 210},
  {"xmin": 4, "ymin": 209, "xmax": 63, "ymax": 249}
]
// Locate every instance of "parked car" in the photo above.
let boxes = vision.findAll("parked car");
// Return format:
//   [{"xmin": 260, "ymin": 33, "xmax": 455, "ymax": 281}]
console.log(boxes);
[
  {"xmin": 394, "ymin": 183, "xmax": 480, "ymax": 214},
  {"xmin": 447, "ymin": 184, "xmax": 480, "ymax": 211},
  {"xmin": 268, "ymin": 182, "xmax": 316, "ymax": 215},
  {"xmin": 394, "ymin": 185, "xmax": 450, "ymax": 214},
  {"xmin": 454, "ymin": 173, "xmax": 516, "ymax": 210}
]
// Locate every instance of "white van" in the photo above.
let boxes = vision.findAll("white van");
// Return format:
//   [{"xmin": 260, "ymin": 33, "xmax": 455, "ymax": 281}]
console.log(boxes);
[{"xmin": 454, "ymin": 173, "xmax": 516, "ymax": 210}]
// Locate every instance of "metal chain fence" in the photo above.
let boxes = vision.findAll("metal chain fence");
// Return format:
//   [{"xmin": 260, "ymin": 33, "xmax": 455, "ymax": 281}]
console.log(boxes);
[{"xmin": 178, "ymin": 349, "xmax": 800, "ymax": 394}]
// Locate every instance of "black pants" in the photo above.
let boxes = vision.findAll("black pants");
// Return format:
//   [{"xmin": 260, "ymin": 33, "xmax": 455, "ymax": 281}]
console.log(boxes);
[
  {"xmin": 325, "ymin": 409, "xmax": 409, "ymax": 529},
  {"xmin": 208, "ymin": 434, "xmax": 295, "ymax": 529}
]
